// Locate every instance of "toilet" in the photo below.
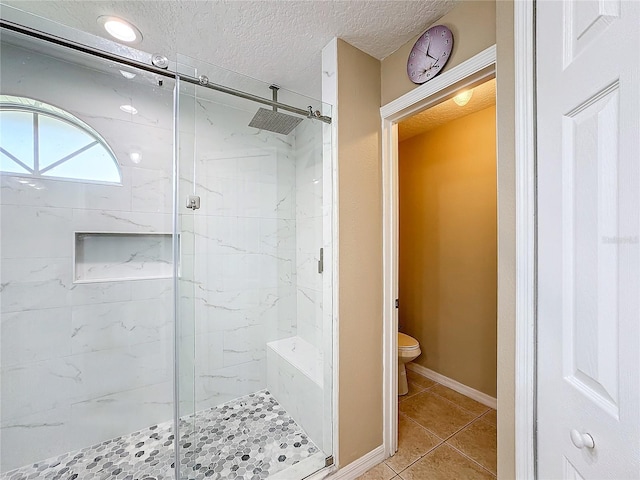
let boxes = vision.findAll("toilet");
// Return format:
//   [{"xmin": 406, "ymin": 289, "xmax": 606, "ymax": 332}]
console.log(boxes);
[{"xmin": 398, "ymin": 332, "xmax": 421, "ymax": 395}]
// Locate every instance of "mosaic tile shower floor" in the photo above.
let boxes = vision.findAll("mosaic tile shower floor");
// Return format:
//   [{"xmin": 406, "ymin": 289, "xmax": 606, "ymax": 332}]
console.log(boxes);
[{"xmin": 1, "ymin": 390, "xmax": 321, "ymax": 480}]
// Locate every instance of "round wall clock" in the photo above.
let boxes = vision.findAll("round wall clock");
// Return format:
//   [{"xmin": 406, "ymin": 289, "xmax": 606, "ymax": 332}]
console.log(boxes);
[{"xmin": 407, "ymin": 25, "xmax": 453, "ymax": 84}]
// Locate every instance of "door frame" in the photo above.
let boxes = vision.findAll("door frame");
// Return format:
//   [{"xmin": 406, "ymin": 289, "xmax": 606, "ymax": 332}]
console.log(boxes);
[
  {"xmin": 513, "ymin": 1, "xmax": 536, "ymax": 478},
  {"xmin": 380, "ymin": 4, "xmax": 536, "ymax": 475},
  {"xmin": 380, "ymin": 42, "xmax": 497, "ymax": 457}
]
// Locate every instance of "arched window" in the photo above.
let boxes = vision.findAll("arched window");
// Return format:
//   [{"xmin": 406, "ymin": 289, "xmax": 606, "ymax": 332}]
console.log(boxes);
[{"xmin": 0, "ymin": 95, "xmax": 122, "ymax": 184}]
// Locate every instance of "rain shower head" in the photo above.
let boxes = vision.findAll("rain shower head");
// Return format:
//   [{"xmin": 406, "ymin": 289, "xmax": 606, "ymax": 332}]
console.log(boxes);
[
  {"xmin": 248, "ymin": 85, "xmax": 303, "ymax": 135},
  {"xmin": 249, "ymin": 108, "xmax": 302, "ymax": 135}
]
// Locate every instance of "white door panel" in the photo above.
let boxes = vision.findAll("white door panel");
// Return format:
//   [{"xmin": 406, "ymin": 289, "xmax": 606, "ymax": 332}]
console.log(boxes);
[{"xmin": 537, "ymin": 1, "xmax": 640, "ymax": 479}]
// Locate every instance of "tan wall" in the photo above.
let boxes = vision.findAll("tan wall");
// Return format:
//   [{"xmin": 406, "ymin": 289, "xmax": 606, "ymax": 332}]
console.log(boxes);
[
  {"xmin": 380, "ymin": 1, "xmax": 496, "ymax": 105},
  {"xmin": 335, "ymin": 39, "xmax": 384, "ymax": 466},
  {"xmin": 332, "ymin": 0, "xmax": 516, "ymax": 473},
  {"xmin": 380, "ymin": 0, "xmax": 516, "ymax": 476},
  {"xmin": 496, "ymin": 1, "xmax": 516, "ymax": 478},
  {"xmin": 398, "ymin": 106, "xmax": 497, "ymax": 397}
]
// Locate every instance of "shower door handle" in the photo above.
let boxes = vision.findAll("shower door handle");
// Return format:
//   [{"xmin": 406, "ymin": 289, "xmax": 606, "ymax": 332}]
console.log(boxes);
[
  {"xmin": 318, "ymin": 248, "xmax": 324, "ymax": 274},
  {"xmin": 186, "ymin": 195, "xmax": 201, "ymax": 210}
]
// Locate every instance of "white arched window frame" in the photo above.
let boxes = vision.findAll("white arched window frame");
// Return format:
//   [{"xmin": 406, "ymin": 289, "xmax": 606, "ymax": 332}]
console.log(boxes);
[{"xmin": 0, "ymin": 95, "xmax": 122, "ymax": 185}]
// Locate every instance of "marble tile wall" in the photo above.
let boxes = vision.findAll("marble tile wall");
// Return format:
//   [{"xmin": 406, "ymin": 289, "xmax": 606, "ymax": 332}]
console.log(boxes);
[
  {"xmin": 0, "ymin": 177, "xmax": 175, "ymax": 471},
  {"xmin": 293, "ymin": 120, "xmax": 325, "ymax": 350},
  {"xmin": 179, "ymin": 95, "xmax": 300, "ymax": 414}
]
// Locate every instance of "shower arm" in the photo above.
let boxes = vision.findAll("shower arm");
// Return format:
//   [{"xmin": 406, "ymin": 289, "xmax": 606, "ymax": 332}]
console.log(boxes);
[{"xmin": 0, "ymin": 19, "xmax": 332, "ymax": 125}]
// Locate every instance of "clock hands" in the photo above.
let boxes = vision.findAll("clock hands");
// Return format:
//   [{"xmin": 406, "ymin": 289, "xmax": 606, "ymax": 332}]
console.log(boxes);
[{"xmin": 424, "ymin": 38, "xmax": 440, "ymax": 71}]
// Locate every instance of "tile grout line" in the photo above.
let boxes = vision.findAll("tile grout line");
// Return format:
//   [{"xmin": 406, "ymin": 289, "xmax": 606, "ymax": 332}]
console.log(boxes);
[
  {"xmin": 408, "ymin": 374, "xmax": 494, "ymax": 417},
  {"xmin": 387, "ymin": 413, "xmax": 446, "ymax": 476},
  {"xmin": 393, "ymin": 379, "xmax": 496, "ymax": 480},
  {"xmin": 445, "ymin": 442, "xmax": 497, "ymax": 478},
  {"xmin": 427, "ymin": 386, "xmax": 492, "ymax": 417},
  {"xmin": 441, "ymin": 413, "xmax": 488, "ymax": 442},
  {"xmin": 389, "ymin": 432, "xmax": 496, "ymax": 480},
  {"xmin": 477, "ymin": 409, "xmax": 497, "ymax": 425},
  {"xmin": 400, "ymin": 397, "xmax": 483, "ymax": 445},
  {"xmin": 400, "ymin": 378, "xmax": 437, "ymax": 399},
  {"xmin": 388, "ymin": 447, "xmax": 437, "ymax": 478},
  {"xmin": 399, "ymin": 412, "xmax": 445, "ymax": 443},
  {"xmin": 399, "ymin": 405, "xmax": 495, "ymax": 474}
]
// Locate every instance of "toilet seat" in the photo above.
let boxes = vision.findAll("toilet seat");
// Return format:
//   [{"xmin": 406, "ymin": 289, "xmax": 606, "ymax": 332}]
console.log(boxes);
[
  {"xmin": 397, "ymin": 332, "xmax": 421, "ymax": 396},
  {"xmin": 398, "ymin": 332, "xmax": 420, "ymax": 354}
]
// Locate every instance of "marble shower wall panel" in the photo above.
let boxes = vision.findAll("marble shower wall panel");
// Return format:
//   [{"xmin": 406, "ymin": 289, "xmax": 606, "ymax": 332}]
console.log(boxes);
[
  {"xmin": 294, "ymin": 120, "xmax": 324, "ymax": 350},
  {"xmin": 0, "ymin": 203, "xmax": 175, "ymax": 473},
  {"xmin": 184, "ymin": 97, "xmax": 299, "ymax": 413},
  {"xmin": 0, "ymin": 44, "xmax": 175, "ymax": 471}
]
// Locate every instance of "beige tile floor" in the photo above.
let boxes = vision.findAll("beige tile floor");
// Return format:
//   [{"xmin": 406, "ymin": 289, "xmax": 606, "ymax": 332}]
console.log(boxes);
[{"xmin": 357, "ymin": 370, "xmax": 497, "ymax": 480}]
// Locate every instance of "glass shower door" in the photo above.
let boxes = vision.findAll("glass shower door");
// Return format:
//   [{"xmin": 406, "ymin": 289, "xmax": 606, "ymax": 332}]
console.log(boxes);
[
  {"xmin": 175, "ymin": 54, "xmax": 334, "ymax": 479},
  {"xmin": 0, "ymin": 26, "xmax": 178, "ymax": 478}
]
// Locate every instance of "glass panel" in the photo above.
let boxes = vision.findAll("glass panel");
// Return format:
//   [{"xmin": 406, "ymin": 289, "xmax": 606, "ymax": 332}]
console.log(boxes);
[
  {"xmin": 43, "ymin": 143, "xmax": 121, "ymax": 183},
  {"xmin": 0, "ymin": 27, "xmax": 177, "ymax": 478},
  {"xmin": 176, "ymin": 54, "xmax": 333, "ymax": 480},
  {"xmin": 37, "ymin": 114, "xmax": 96, "ymax": 169},
  {"xmin": 0, "ymin": 151, "xmax": 30, "ymax": 174},
  {"xmin": 0, "ymin": 110, "xmax": 35, "ymax": 169},
  {"xmin": 175, "ymin": 75, "xmax": 198, "ymax": 480}
]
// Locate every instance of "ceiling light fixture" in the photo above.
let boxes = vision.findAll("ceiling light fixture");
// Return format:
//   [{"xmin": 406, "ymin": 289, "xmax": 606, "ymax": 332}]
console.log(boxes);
[
  {"xmin": 97, "ymin": 16, "xmax": 142, "ymax": 44},
  {"xmin": 453, "ymin": 90, "xmax": 473, "ymax": 107},
  {"xmin": 129, "ymin": 152, "xmax": 142, "ymax": 164},
  {"xmin": 120, "ymin": 104, "xmax": 138, "ymax": 115}
]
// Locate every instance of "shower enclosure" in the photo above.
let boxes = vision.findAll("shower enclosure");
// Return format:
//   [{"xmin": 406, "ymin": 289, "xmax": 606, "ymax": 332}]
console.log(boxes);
[{"xmin": 0, "ymin": 9, "xmax": 333, "ymax": 480}]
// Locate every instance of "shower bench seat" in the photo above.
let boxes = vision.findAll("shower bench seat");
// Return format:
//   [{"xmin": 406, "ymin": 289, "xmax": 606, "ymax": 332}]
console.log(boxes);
[{"xmin": 266, "ymin": 336, "xmax": 325, "ymax": 449}]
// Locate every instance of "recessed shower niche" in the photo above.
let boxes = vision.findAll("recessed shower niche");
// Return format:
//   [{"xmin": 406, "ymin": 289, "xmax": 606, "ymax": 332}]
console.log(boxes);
[{"xmin": 74, "ymin": 232, "xmax": 172, "ymax": 282}]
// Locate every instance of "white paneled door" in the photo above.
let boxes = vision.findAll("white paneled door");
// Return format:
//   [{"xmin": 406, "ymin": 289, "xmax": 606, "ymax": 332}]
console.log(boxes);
[{"xmin": 537, "ymin": 1, "xmax": 640, "ymax": 478}]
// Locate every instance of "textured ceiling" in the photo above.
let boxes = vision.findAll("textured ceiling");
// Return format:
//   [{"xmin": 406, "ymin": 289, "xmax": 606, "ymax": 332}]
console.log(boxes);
[
  {"xmin": 3, "ymin": 0, "xmax": 457, "ymax": 99},
  {"xmin": 398, "ymin": 78, "xmax": 496, "ymax": 142}
]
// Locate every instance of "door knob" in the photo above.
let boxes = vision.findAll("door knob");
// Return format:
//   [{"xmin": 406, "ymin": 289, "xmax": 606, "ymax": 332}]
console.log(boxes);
[{"xmin": 570, "ymin": 429, "xmax": 595, "ymax": 449}]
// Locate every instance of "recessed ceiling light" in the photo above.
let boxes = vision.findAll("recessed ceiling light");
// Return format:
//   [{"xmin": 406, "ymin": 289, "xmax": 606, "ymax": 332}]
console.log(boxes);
[
  {"xmin": 119, "ymin": 70, "xmax": 137, "ymax": 79},
  {"xmin": 97, "ymin": 16, "xmax": 142, "ymax": 44},
  {"xmin": 129, "ymin": 152, "xmax": 142, "ymax": 164},
  {"xmin": 120, "ymin": 104, "xmax": 138, "ymax": 115},
  {"xmin": 453, "ymin": 90, "xmax": 473, "ymax": 107}
]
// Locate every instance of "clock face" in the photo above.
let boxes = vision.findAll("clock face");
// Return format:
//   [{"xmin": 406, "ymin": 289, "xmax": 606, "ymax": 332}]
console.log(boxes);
[{"xmin": 407, "ymin": 25, "xmax": 453, "ymax": 84}]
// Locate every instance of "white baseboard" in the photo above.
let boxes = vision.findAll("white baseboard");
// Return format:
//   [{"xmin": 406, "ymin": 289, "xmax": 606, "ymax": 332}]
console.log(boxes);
[
  {"xmin": 305, "ymin": 445, "xmax": 386, "ymax": 480},
  {"xmin": 406, "ymin": 363, "xmax": 497, "ymax": 410}
]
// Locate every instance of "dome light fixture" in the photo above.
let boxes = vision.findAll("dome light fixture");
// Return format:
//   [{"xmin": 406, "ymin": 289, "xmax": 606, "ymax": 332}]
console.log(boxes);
[
  {"xmin": 453, "ymin": 90, "xmax": 473, "ymax": 107},
  {"xmin": 98, "ymin": 16, "xmax": 142, "ymax": 44}
]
